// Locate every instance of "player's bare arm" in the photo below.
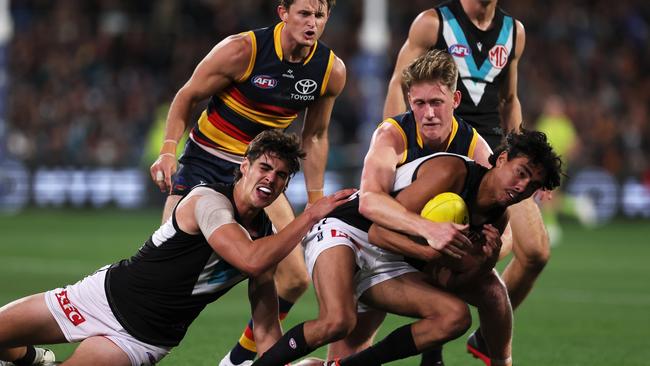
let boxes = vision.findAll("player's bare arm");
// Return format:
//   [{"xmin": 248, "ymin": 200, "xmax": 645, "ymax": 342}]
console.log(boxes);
[
  {"xmin": 383, "ymin": 9, "xmax": 439, "ymax": 118},
  {"xmin": 191, "ymin": 189, "xmax": 354, "ymax": 277},
  {"xmin": 301, "ymin": 56, "xmax": 346, "ymax": 203},
  {"xmin": 248, "ymin": 268, "xmax": 282, "ymax": 355},
  {"xmin": 498, "ymin": 20, "xmax": 525, "ymax": 134},
  {"xmin": 368, "ymin": 223, "xmax": 441, "ymax": 261},
  {"xmin": 150, "ymin": 33, "xmax": 253, "ymax": 192},
  {"xmin": 358, "ymin": 123, "xmax": 417, "ymax": 233}
]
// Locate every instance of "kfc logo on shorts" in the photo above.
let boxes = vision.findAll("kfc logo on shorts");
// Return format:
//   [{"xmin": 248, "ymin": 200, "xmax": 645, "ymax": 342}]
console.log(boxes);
[
  {"xmin": 489, "ymin": 45, "xmax": 509, "ymax": 69},
  {"xmin": 330, "ymin": 229, "xmax": 349, "ymax": 239},
  {"xmin": 252, "ymin": 75, "xmax": 278, "ymax": 89},
  {"xmin": 55, "ymin": 290, "xmax": 86, "ymax": 326},
  {"xmin": 448, "ymin": 44, "xmax": 471, "ymax": 57}
]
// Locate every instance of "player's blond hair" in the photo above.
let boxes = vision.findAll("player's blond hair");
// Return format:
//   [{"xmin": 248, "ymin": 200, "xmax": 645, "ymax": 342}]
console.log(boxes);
[
  {"xmin": 402, "ymin": 49, "xmax": 458, "ymax": 92},
  {"xmin": 280, "ymin": 0, "xmax": 335, "ymax": 11}
]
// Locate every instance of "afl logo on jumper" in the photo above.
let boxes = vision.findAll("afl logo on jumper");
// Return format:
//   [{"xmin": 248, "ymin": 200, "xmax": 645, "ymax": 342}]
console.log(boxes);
[
  {"xmin": 291, "ymin": 79, "xmax": 318, "ymax": 101},
  {"xmin": 489, "ymin": 45, "xmax": 509, "ymax": 69},
  {"xmin": 252, "ymin": 75, "xmax": 278, "ymax": 89},
  {"xmin": 448, "ymin": 44, "xmax": 471, "ymax": 57}
]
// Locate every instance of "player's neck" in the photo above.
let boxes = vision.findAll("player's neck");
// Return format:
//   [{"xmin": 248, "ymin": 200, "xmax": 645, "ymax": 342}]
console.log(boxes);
[
  {"xmin": 475, "ymin": 170, "xmax": 502, "ymax": 210},
  {"xmin": 460, "ymin": 0, "xmax": 497, "ymax": 31},
  {"xmin": 280, "ymin": 28, "xmax": 314, "ymax": 63},
  {"xmin": 232, "ymin": 183, "xmax": 262, "ymax": 225}
]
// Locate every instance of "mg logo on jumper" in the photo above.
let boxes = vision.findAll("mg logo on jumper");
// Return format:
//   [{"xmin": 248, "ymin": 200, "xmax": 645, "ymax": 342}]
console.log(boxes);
[
  {"xmin": 252, "ymin": 75, "xmax": 277, "ymax": 89},
  {"xmin": 294, "ymin": 79, "xmax": 317, "ymax": 95},
  {"xmin": 489, "ymin": 45, "xmax": 509, "ymax": 69}
]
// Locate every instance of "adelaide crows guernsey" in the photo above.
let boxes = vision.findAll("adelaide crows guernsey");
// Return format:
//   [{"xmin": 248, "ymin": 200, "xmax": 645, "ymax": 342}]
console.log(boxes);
[
  {"xmin": 433, "ymin": 0, "xmax": 517, "ymax": 147},
  {"xmin": 105, "ymin": 183, "xmax": 273, "ymax": 347},
  {"xmin": 381, "ymin": 110, "xmax": 479, "ymax": 166},
  {"xmin": 191, "ymin": 22, "xmax": 336, "ymax": 158}
]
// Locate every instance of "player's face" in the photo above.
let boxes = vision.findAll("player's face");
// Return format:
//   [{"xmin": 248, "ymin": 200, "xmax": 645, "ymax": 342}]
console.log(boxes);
[
  {"xmin": 408, "ymin": 81, "xmax": 461, "ymax": 147},
  {"xmin": 239, "ymin": 153, "xmax": 291, "ymax": 208},
  {"xmin": 279, "ymin": 0, "xmax": 330, "ymax": 47},
  {"xmin": 492, "ymin": 153, "xmax": 545, "ymax": 206}
]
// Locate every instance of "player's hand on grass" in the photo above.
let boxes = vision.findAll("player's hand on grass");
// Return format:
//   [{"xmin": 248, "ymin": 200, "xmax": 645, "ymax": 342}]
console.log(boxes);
[
  {"xmin": 423, "ymin": 222, "xmax": 471, "ymax": 259},
  {"xmin": 304, "ymin": 188, "xmax": 357, "ymax": 221},
  {"xmin": 150, "ymin": 153, "xmax": 177, "ymax": 193}
]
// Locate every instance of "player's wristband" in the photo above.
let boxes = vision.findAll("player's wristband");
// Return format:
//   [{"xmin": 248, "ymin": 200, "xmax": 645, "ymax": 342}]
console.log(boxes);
[
  {"xmin": 159, "ymin": 152, "xmax": 176, "ymax": 159},
  {"xmin": 307, "ymin": 189, "xmax": 324, "ymax": 204}
]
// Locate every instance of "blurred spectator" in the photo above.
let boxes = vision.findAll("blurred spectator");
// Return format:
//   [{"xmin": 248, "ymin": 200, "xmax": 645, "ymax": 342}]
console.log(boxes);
[{"xmin": 4, "ymin": 0, "xmax": 649, "ymax": 178}]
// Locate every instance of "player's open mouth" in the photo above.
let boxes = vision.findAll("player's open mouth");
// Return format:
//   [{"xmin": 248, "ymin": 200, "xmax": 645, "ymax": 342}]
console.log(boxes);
[
  {"xmin": 305, "ymin": 30, "xmax": 316, "ymax": 38},
  {"xmin": 257, "ymin": 186, "xmax": 272, "ymax": 197}
]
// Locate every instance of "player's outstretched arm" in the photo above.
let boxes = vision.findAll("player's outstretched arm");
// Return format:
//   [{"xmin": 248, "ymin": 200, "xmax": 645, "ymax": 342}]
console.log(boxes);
[
  {"xmin": 368, "ymin": 223, "xmax": 441, "ymax": 261},
  {"xmin": 383, "ymin": 9, "xmax": 439, "ymax": 119},
  {"xmin": 150, "ymin": 33, "xmax": 253, "ymax": 192},
  {"xmin": 301, "ymin": 56, "xmax": 346, "ymax": 204},
  {"xmin": 208, "ymin": 189, "xmax": 356, "ymax": 277}
]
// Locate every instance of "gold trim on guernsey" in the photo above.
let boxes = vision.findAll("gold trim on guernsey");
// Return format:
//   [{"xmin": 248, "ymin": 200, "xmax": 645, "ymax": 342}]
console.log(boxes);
[
  {"xmin": 238, "ymin": 332, "xmax": 257, "ymax": 353},
  {"xmin": 273, "ymin": 22, "xmax": 318, "ymax": 64},
  {"xmin": 467, "ymin": 128, "xmax": 478, "ymax": 159},
  {"xmin": 445, "ymin": 117, "xmax": 460, "ymax": 150},
  {"xmin": 319, "ymin": 50, "xmax": 335, "ymax": 96},
  {"xmin": 238, "ymin": 31, "xmax": 257, "ymax": 82}
]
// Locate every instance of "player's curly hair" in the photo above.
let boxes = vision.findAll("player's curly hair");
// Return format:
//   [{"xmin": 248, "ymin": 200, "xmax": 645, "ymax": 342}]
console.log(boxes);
[
  {"xmin": 280, "ymin": 0, "xmax": 335, "ymax": 10},
  {"xmin": 488, "ymin": 129, "xmax": 564, "ymax": 190},
  {"xmin": 402, "ymin": 49, "xmax": 458, "ymax": 92},
  {"xmin": 234, "ymin": 130, "xmax": 306, "ymax": 182}
]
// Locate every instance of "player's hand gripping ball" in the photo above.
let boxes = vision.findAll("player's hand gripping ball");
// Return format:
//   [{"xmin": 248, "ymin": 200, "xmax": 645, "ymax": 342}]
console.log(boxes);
[{"xmin": 419, "ymin": 192, "xmax": 482, "ymax": 287}]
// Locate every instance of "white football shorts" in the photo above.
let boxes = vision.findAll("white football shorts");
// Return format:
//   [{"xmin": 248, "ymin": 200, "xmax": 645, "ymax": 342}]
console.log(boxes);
[
  {"xmin": 44, "ymin": 266, "xmax": 171, "ymax": 365},
  {"xmin": 303, "ymin": 218, "xmax": 418, "ymax": 308}
]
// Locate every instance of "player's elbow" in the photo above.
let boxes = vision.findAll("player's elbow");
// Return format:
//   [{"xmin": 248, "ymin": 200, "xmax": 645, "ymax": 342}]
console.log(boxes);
[
  {"xmin": 358, "ymin": 191, "xmax": 379, "ymax": 220},
  {"xmin": 239, "ymin": 260, "xmax": 269, "ymax": 278}
]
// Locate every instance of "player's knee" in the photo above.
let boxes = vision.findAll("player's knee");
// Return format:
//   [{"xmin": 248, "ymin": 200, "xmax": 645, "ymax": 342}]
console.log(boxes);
[
  {"xmin": 424, "ymin": 299, "xmax": 470, "ymax": 340},
  {"xmin": 318, "ymin": 311, "xmax": 357, "ymax": 345},
  {"xmin": 518, "ymin": 240, "xmax": 551, "ymax": 274},
  {"xmin": 443, "ymin": 302, "xmax": 471, "ymax": 338},
  {"xmin": 278, "ymin": 271, "xmax": 310, "ymax": 299},
  {"xmin": 476, "ymin": 273, "xmax": 510, "ymax": 308}
]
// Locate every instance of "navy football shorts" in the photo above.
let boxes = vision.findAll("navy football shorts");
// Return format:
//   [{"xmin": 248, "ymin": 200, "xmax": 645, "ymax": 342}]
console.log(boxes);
[{"xmin": 171, "ymin": 140, "xmax": 240, "ymax": 195}]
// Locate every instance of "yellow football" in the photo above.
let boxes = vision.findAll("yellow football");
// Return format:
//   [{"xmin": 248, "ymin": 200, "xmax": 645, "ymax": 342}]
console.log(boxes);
[{"xmin": 420, "ymin": 192, "xmax": 469, "ymax": 225}]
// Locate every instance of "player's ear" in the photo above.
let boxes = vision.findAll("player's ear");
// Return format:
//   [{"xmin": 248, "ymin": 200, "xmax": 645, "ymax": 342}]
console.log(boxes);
[
  {"xmin": 453, "ymin": 90, "xmax": 461, "ymax": 108},
  {"xmin": 495, "ymin": 151, "xmax": 508, "ymax": 167},
  {"xmin": 278, "ymin": 5, "xmax": 289, "ymax": 22},
  {"xmin": 240, "ymin": 158, "xmax": 250, "ymax": 177}
]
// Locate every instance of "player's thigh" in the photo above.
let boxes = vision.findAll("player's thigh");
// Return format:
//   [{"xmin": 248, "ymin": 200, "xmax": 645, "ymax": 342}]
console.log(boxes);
[
  {"xmin": 312, "ymin": 245, "xmax": 358, "ymax": 315},
  {"xmin": 508, "ymin": 197, "xmax": 549, "ymax": 260},
  {"xmin": 0, "ymin": 293, "xmax": 66, "ymax": 347},
  {"xmin": 63, "ymin": 336, "xmax": 130, "ymax": 366},
  {"xmin": 264, "ymin": 193, "xmax": 295, "ymax": 230},
  {"xmin": 361, "ymin": 272, "xmax": 465, "ymax": 319}
]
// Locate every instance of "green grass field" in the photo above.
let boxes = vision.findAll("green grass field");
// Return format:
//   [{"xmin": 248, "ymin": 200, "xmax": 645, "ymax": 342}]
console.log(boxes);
[{"xmin": 1, "ymin": 209, "xmax": 649, "ymax": 365}]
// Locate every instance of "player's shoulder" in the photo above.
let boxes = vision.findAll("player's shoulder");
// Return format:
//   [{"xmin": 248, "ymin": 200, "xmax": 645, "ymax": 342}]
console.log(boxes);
[
  {"xmin": 325, "ymin": 53, "xmax": 347, "ymax": 95},
  {"xmin": 411, "ymin": 8, "xmax": 440, "ymax": 33}
]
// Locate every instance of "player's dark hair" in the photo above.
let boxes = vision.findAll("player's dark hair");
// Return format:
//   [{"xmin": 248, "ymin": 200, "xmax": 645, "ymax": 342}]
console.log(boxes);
[
  {"xmin": 402, "ymin": 49, "xmax": 458, "ymax": 92},
  {"xmin": 280, "ymin": 0, "xmax": 335, "ymax": 11},
  {"xmin": 488, "ymin": 129, "xmax": 563, "ymax": 190},
  {"xmin": 234, "ymin": 130, "xmax": 306, "ymax": 181}
]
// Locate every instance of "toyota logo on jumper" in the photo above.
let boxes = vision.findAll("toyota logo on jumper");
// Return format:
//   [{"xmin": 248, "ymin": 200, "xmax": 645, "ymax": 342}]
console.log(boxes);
[
  {"xmin": 295, "ymin": 79, "xmax": 317, "ymax": 94},
  {"xmin": 292, "ymin": 79, "xmax": 318, "ymax": 101}
]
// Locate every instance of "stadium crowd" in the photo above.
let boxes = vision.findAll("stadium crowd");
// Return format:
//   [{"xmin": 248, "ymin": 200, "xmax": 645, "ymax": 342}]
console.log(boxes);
[{"xmin": 4, "ymin": 0, "xmax": 649, "ymax": 181}]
